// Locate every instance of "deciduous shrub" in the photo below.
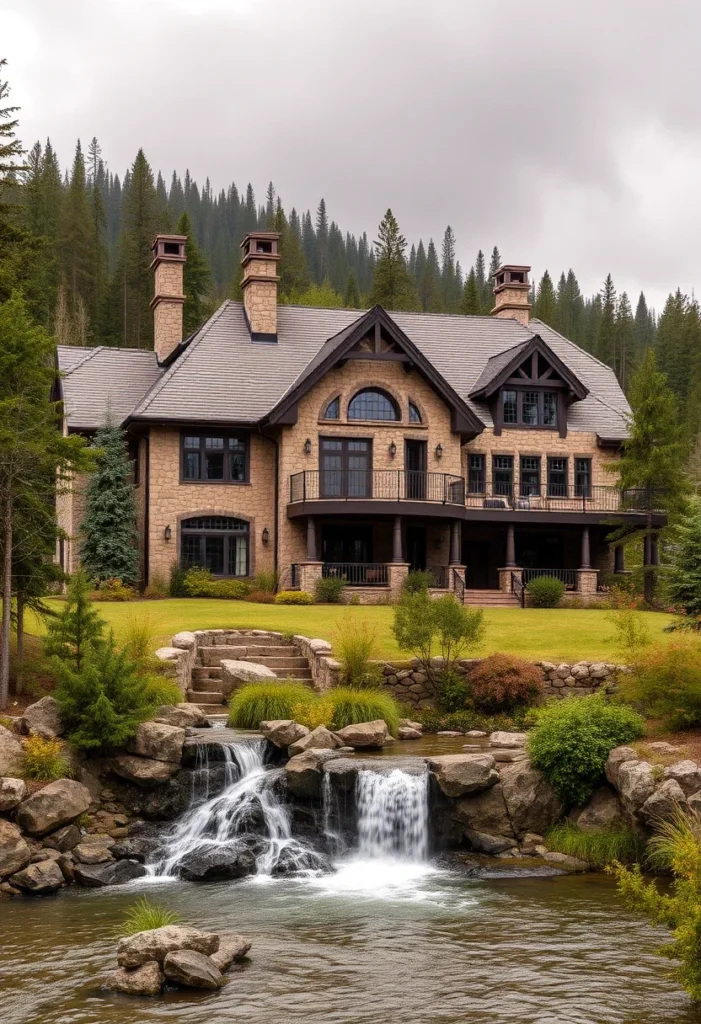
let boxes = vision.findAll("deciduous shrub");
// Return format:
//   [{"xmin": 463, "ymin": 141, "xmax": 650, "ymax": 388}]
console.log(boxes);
[
  {"xmin": 467, "ymin": 654, "xmax": 543, "ymax": 714},
  {"xmin": 183, "ymin": 567, "xmax": 250, "ymax": 600},
  {"xmin": 619, "ymin": 638, "xmax": 701, "ymax": 729},
  {"xmin": 169, "ymin": 560, "xmax": 188, "ymax": 597},
  {"xmin": 546, "ymin": 821, "xmax": 643, "ymax": 868},
  {"xmin": 333, "ymin": 616, "xmax": 381, "ymax": 688},
  {"xmin": 413, "ymin": 707, "xmax": 523, "ymax": 734},
  {"xmin": 527, "ymin": 693, "xmax": 644, "ymax": 806},
  {"xmin": 122, "ymin": 897, "xmax": 182, "ymax": 936},
  {"xmin": 228, "ymin": 682, "xmax": 315, "ymax": 728},
  {"xmin": 22, "ymin": 736, "xmax": 70, "ymax": 781},
  {"xmin": 144, "ymin": 573, "xmax": 169, "ymax": 599},
  {"xmin": 253, "ymin": 571, "xmax": 279, "ymax": 594},
  {"xmin": 435, "ymin": 669, "xmax": 470, "ymax": 712},
  {"xmin": 392, "ymin": 592, "xmax": 484, "ymax": 680},
  {"xmin": 402, "ymin": 570, "xmax": 433, "ymax": 595},
  {"xmin": 291, "ymin": 698, "xmax": 335, "ymax": 729},
  {"xmin": 314, "ymin": 576, "xmax": 345, "ymax": 604},
  {"xmin": 526, "ymin": 575, "xmax": 565, "ymax": 608},
  {"xmin": 274, "ymin": 590, "xmax": 313, "ymax": 605},
  {"xmin": 326, "ymin": 687, "xmax": 400, "ymax": 736},
  {"xmin": 90, "ymin": 577, "xmax": 136, "ymax": 602}
]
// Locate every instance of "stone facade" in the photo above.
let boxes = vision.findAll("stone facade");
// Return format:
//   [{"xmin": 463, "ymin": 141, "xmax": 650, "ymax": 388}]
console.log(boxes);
[
  {"xmin": 153, "ymin": 258, "xmax": 185, "ymax": 362},
  {"xmin": 242, "ymin": 256, "xmax": 279, "ymax": 335}
]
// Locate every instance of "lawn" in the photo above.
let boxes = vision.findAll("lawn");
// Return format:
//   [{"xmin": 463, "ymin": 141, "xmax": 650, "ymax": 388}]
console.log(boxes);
[{"xmin": 29, "ymin": 598, "xmax": 677, "ymax": 663}]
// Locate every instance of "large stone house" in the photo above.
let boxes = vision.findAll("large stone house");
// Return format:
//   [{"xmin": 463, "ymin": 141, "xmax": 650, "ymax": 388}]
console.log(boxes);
[{"xmin": 55, "ymin": 232, "xmax": 661, "ymax": 605}]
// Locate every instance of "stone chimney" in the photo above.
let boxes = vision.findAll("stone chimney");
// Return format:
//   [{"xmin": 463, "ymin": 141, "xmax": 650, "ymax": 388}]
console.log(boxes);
[
  {"xmin": 240, "ymin": 232, "xmax": 280, "ymax": 339},
  {"xmin": 151, "ymin": 234, "xmax": 186, "ymax": 362},
  {"xmin": 491, "ymin": 264, "xmax": 531, "ymax": 327}
]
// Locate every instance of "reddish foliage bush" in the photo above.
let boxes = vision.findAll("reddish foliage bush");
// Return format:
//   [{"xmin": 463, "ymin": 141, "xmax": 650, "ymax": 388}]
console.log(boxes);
[{"xmin": 467, "ymin": 654, "xmax": 544, "ymax": 714}]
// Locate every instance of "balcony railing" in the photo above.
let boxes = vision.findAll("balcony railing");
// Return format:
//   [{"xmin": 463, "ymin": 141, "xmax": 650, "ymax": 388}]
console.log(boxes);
[
  {"xmin": 290, "ymin": 470, "xmax": 465, "ymax": 505},
  {"xmin": 427, "ymin": 565, "xmax": 449, "ymax": 589},
  {"xmin": 322, "ymin": 563, "xmax": 389, "ymax": 587},
  {"xmin": 465, "ymin": 485, "xmax": 664, "ymax": 514}
]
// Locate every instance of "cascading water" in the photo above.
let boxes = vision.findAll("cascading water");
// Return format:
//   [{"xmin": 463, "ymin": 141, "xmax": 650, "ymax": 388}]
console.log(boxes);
[
  {"xmin": 148, "ymin": 740, "xmax": 325, "ymax": 879},
  {"xmin": 355, "ymin": 768, "xmax": 429, "ymax": 861}
]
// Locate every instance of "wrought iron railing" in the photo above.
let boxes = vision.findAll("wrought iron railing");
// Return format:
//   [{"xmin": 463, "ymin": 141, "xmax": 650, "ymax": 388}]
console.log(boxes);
[
  {"xmin": 290, "ymin": 563, "xmax": 300, "ymax": 588},
  {"xmin": 465, "ymin": 486, "xmax": 663, "ymax": 514},
  {"xmin": 289, "ymin": 470, "xmax": 465, "ymax": 505},
  {"xmin": 452, "ymin": 568, "xmax": 465, "ymax": 603},
  {"xmin": 522, "ymin": 568, "xmax": 577, "ymax": 589},
  {"xmin": 427, "ymin": 565, "xmax": 449, "ymax": 589},
  {"xmin": 322, "ymin": 563, "xmax": 389, "ymax": 587},
  {"xmin": 511, "ymin": 572, "xmax": 525, "ymax": 608}
]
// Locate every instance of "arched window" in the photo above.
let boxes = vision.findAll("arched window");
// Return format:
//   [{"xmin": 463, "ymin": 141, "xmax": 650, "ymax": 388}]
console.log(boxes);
[
  {"xmin": 408, "ymin": 401, "xmax": 422, "ymax": 424},
  {"xmin": 323, "ymin": 396, "xmax": 340, "ymax": 420},
  {"xmin": 180, "ymin": 516, "xmax": 249, "ymax": 577},
  {"xmin": 348, "ymin": 388, "xmax": 399, "ymax": 421}
]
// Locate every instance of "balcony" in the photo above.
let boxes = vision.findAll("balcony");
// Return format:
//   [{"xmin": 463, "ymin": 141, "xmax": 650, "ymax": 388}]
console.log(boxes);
[
  {"xmin": 464, "ymin": 485, "xmax": 663, "ymax": 515},
  {"xmin": 289, "ymin": 470, "xmax": 465, "ymax": 505}
]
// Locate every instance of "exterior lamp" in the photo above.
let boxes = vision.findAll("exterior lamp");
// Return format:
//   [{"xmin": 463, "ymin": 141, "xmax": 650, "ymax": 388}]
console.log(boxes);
[
  {"xmin": 435, "ymin": 443, "xmax": 443, "ymax": 460},
  {"xmin": 262, "ymin": 527, "xmax": 270, "ymax": 545},
  {"xmin": 164, "ymin": 524, "xmax": 172, "ymax": 541},
  {"xmin": 303, "ymin": 438, "xmax": 312, "ymax": 455},
  {"xmin": 388, "ymin": 441, "xmax": 397, "ymax": 458}
]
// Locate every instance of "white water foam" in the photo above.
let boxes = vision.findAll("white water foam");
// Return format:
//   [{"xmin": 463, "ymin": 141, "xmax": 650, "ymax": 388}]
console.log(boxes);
[{"xmin": 356, "ymin": 768, "xmax": 429, "ymax": 862}]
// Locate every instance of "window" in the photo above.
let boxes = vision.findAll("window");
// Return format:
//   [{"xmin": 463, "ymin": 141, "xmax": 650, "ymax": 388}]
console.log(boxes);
[
  {"xmin": 320, "ymin": 437, "xmax": 372, "ymax": 497},
  {"xmin": 500, "ymin": 389, "xmax": 559, "ymax": 428},
  {"xmin": 348, "ymin": 388, "xmax": 399, "ymax": 421},
  {"xmin": 408, "ymin": 401, "xmax": 422, "ymax": 424},
  {"xmin": 493, "ymin": 455, "xmax": 513, "ymax": 497},
  {"xmin": 180, "ymin": 516, "xmax": 249, "ymax": 577},
  {"xmin": 323, "ymin": 396, "xmax": 340, "ymax": 420},
  {"xmin": 468, "ymin": 454, "xmax": 485, "ymax": 494},
  {"xmin": 575, "ymin": 458, "xmax": 592, "ymax": 497},
  {"xmin": 520, "ymin": 456, "xmax": 540, "ymax": 496},
  {"xmin": 181, "ymin": 433, "xmax": 248, "ymax": 483},
  {"xmin": 547, "ymin": 457, "xmax": 568, "ymax": 497}
]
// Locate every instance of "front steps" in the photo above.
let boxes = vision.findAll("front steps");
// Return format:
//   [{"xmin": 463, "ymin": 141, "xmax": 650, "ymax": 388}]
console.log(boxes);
[
  {"xmin": 186, "ymin": 637, "xmax": 314, "ymax": 713},
  {"xmin": 463, "ymin": 588, "xmax": 520, "ymax": 608}
]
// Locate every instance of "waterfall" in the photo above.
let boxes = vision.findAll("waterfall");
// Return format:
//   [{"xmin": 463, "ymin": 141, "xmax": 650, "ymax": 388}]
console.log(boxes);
[
  {"xmin": 355, "ymin": 769, "xmax": 429, "ymax": 861},
  {"xmin": 148, "ymin": 740, "xmax": 325, "ymax": 879}
]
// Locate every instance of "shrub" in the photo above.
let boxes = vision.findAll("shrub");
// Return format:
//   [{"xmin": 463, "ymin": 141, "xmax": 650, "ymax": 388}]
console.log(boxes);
[
  {"xmin": 228, "ymin": 682, "xmax": 315, "ymax": 729},
  {"xmin": 526, "ymin": 575, "xmax": 565, "ymax": 608},
  {"xmin": 546, "ymin": 821, "xmax": 643, "ymax": 868},
  {"xmin": 314, "ymin": 575, "xmax": 345, "ymax": 604},
  {"xmin": 253, "ymin": 571, "xmax": 279, "ymax": 594},
  {"xmin": 90, "ymin": 577, "xmax": 136, "ymax": 602},
  {"xmin": 143, "ymin": 573, "xmax": 169, "ymax": 599},
  {"xmin": 44, "ymin": 571, "xmax": 105, "ymax": 671},
  {"xmin": 619, "ymin": 639, "xmax": 701, "ymax": 729},
  {"xmin": 22, "ymin": 736, "xmax": 70, "ymax": 781},
  {"xmin": 606, "ymin": 604, "xmax": 652, "ymax": 662},
  {"xmin": 274, "ymin": 590, "xmax": 313, "ymax": 605},
  {"xmin": 435, "ymin": 669, "xmax": 470, "ymax": 712},
  {"xmin": 183, "ymin": 567, "xmax": 250, "ymax": 600},
  {"xmin": 467, "ymin": 654, "xmax": 543, "ymax": 714},
  {"xmin": 527, "ymin": 693, "xmax": 644, "ymax": 806},
  {"xmin": 414, "ymin": 707, "xmax": 525, "ymax": 734},
  {"xmin": 122, "ymin": 897, "xmax": 182, "ymax": 936},
  {"xmin": 291, "ymin": 698, "xmax": 335, "ymax": 729},
  {"xmin": 402, "ymin": 570, "xmax": 433, "ymax": 595},
  {"xmin": 333, "ymin": 615, "xmax": 381, "ymax": 688},
  {"xmin": 122, "ymin": 612, "xmax": 160, "ymax": 664},
  {"xmin": 169, "ymin": 560, "xmax": 188, "ymax": 598},
  {"xmin": 326, "ymin": 687, "xmax": 400, "ymax": 736},
  {"xmin": 248, "ymin": 590, "xmax": 276, "ymax": 603},
  {"xmin": 392, "ymin": 592, "xmax": 484, "ymax": 680}
]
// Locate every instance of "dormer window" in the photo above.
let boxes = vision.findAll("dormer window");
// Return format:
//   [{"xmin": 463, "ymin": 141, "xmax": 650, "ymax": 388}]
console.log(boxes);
[{"xmin": 501, "ymin": 388, "xmax": 558, "ymax": 428}]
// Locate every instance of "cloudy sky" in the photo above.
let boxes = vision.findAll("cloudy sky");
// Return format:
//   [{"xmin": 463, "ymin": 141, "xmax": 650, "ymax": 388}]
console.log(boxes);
[{"xmin": 4, "ymin": 0, "xmax": 701, "ymax": 309}]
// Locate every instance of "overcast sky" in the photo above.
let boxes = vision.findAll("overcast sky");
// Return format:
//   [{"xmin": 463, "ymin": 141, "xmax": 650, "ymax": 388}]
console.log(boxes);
[{"xmin": 4, "ymin": 0, "xmax": 701, "ymax": 309}]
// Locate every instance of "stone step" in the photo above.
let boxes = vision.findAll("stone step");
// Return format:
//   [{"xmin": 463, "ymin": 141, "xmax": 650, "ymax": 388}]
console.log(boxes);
[
  {"xmin": 186, "ymin": 689, "xmax": 225, "ymax": 705},
  {"xmin": 192, "ymin": 665, "xmax": 223, "ymax": 681},
  {"xmin": 464, "ymin": 590, "xmax": 520, "ymax": 607},
  {"xmin": 244, "ymin": 644, "xmax": 302, "ymax": 658},
  {"xmin": 192, "ymin": 678, "xmax": 225, "ymax": 693},
  {"xmin": 190, "ymin": 702, "xmax": 228, "ymax": 714},
  {"xmin": 241, "ymin": 655, "xmax": 309, "ymax": 669},
  {"xmin": 271, "ymin": 668, "xmax": 313, "ymax": 680},
  {"xmin": 210, "ymin": 634, "xmax": 295, "ymax": 648}
]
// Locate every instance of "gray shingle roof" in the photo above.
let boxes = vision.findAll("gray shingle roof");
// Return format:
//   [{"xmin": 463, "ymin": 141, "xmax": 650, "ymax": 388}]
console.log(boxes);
[
  {"xmin": 57, "ymin": 346, "xmax": 162, "ymax": 431},
  {"xmin": 468, "ymin": 340, "xmax": 530, "ymax": 395},
  {"xmin": 58, "ymin": 305, "xmax": 630, "ymax": 439}
]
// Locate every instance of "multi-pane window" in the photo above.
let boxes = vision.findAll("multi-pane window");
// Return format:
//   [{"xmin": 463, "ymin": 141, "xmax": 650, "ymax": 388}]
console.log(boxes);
[
  {"xmin": 323, "ymin": 396, "xmax": 340, "ymax": 419},
  {"xmin": 575, "ymin": 458, "xmax": 592, "ymax": 497},
  {"xmin": 348, "ymin": 388, "xmax": 399, "ymax": 421},
  {"xmin": 547, "ymin": 457, "xmax": 568, "ymax": 497},
  {"xmin": 468, "ymin": 454, "xmax": 485, "ymax": 494},
  {"xmin": 320, "ymin": 437, "xmax": 372, "ymax": 497},
  {"xmin": 181, "ymin": 434, "xmax": 247, "ymax": 483},
  {"xmin": 180, "ymin": 516, "xmax": 249, "ymax": 577},
  {"xmin": 493, "ymin": 455, "xmax": 513, "ymax": 496},
  {"xmin": 408, "ymin": 401, "xmax": 422, "ymax": 423},
  {"xmin": 520, "ymin": 456, "xmax": 540, "ymax": 496},
  {"xmin": 500, "ymin": 389, "xmax": 559, "ymax": 428}
]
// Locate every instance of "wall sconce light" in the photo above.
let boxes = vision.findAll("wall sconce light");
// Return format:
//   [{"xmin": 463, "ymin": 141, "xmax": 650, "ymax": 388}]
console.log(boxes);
[
  {"xmin": 164, "ymin": 524, "xmax": 172, "ymax": 541},
  {"xmin": 435, "ymin": 443, "xmax": 443, "ymax": 460},
  {"xmin": 262, "ymin": 527, "xmax": 270, "ymax": 545},
  {"xmin": 303, "ymin": 438, "xmax": 312, "ymax": 455},
  {"xmin": 388, "ymin": 441, "xmax": 397, "ymax": 458}
]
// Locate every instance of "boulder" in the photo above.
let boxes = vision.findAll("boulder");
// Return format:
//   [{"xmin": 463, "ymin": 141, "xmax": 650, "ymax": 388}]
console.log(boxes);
[
  {"xmin": 110, "ymin": 778, "xmax": 187, "ymax": 821},
  {"xmin": 118, "ymin": 925, "xmax": 219, "ymax": 968},
  {"xmin": 42, "ymin": 824, "xmax": 82, "ymax": 852},
  {"xmin": 111, "ymin": 755, "xmax": 179, "ymax": 787},
  {"xmin": 260, "ymin": 720, "xmax": 309, "ymax": 749},
  {"xmin": 220, "ymin": 660, "xmax": 276, "ymax": 698},
  {"xmin": 10, "ymin": 858, "xmax": 65, "ymax": 894},
  {"xmin": 427, "ymin": 754, "xmax": 499, "ymax": 798},
  {"xmin": 163, "ymin": 949, "xmax": 223, "ymax": 990},
  {"xmin": 465, "ymin": 730, "xmax": 487, "ymax": 738},
  {"xmin": 689, "ymin": 791, "xmax": 701, "ymax": 814},
  {"xmin": 73, "ymin": 840, "xmax": 114, "ymax": 865},
  {"xmin": 664, "ymin": 760, "xmax": 701, "ymax": 797},
  {"xmin": 16, "ymin": 779, "xmax": 92, "ymax": 837},
  {"xmin": 0, "ymin": 819, "xmax": 32, "ymax": 879},
  {"xmin": 453, "ymin": 783, "xmax": 515, "ymax": 840},
  {"xmin": 399, "ymin": 719, "xmax": 423, "ymax": 732},
  {"xmin": 520, "ymin": 832, "xmax": 545, "ymax": 855},
  {"xmin": 398, "ymin": 727, "xmax": 422, "ymax": 740},
  {"xmin": 617, "ymin": 761, "xmax": 656, "ymax": 815},
  {"xmin": 31, "ymin": 848, "xmax": 62, "ymax": 864},
  {"xmin": 285, "ymin": 749, "xmax": 343, "ymax": 799},
  {"xmin": 111, "ymin": 837, "xmax": 157, "ymax": 862},
  {"xmin": 464, "ymin": 829, "xmax": 517, "ymax": 854},
  {"xmin": 0, "ymin": 776, "xmax": 27, "ymax": 811},
  {"xmin": 74, "ymin": 859, "xmax": 147, "ymax": 887},
  {"xmin": 110, "ymin": 961, "xmax": 164, "ymax": 996},
  {"xmin": 0, "ymin": 725, "xmax": 23, "ymax": 776},
  {"xmin": 288, "ymin": 725, "xmax": 340, "ymax": 757},
  {"xmin": 569, "ymin": 785, "xmax": 623, "ymax": 832},
  {"xmin": 335, "ymin": 720, "xmax": 388, "ymax": 749},
  {"xmin": 19, "ymin": 696, "xmax": 64, "ymax": 739},
  {"xmin": 127, "ymin": 722, "xmax": 185, "ymax": 764},
  {"xmin": 489, "ymin": 731, "xmax": 527, "ymax": 749},
  {"xmin": 153, "ymin": 704, "xmax": 208, "ymax": 729},
  {"xmin": 543, "ymin": 851, "xmax": 590, "ymax": 872},
  {"xmin": 209, "ymin": 932, "xmax": 252, "ymax": 971},
  {"xmin": 605, "ymin": 746, "xmax": 639, "ymax": 788},
  {"xmin": 57, "ymin": 853, "xmax": 75, "ymax": 883},
  {"xmin": 640, "ymin": 778, "xmax": 688, "ymax": 825},
  {"xmin": 500, "ymin": 761, "xmax": 564, "ymax": 837},
  {"xmin": 178, "ymin": 846, "xmax": 256, "ymax": 881}
]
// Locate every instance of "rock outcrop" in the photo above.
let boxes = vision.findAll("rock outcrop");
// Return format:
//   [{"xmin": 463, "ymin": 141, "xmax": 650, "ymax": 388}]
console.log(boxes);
[
  {"xmin": 16, "ymin": 779, "xmax": 92, "ymax": 837},
  {"xmin": 0, "ymin": 725, "xmax": 23, "ymax": 776},
  {"xmin": 0, "ymin": 819, "xmax": 32, "ymax": 879},
  {"xmin": 260, "ymin": 720, "xmax": 309, "ymax": 749},
  {"xmin": 220, "ymin": 660, "xmax": 276, "ymax": 698},
  {"xmin": 427, "ymin": 754, "xmax": 499, "ymax": 798},
  {"xmin": 163, "ymin": 950, "xmax": 223, "ymax": 990},
  {"xmin": 335, "ymin": 720, "xmax": 388, "ymax": 749},
  {"xmin": 19, "ymin": 696, "xmax": 64, "ymax": 739},
  {"xmin": 127, "ymin": 722, "xmax": 186, "ymax": 764},
  {"xmin": 0, "ymin": 777, "xmax": 27, "ymax": 811},
  {"xmin": 288, "ymin": 725, "xmax": 340, "ymax": 757},
  {"xmin": 117, "ymin": 926, "xmax": 220, "ymax": 968}
]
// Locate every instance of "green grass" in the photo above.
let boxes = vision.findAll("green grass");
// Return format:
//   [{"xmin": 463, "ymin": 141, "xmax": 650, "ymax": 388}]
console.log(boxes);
[
  {"xmin": 228, "ymin": 682, "xmax": 315, "ymax": 728},
  {"xmin": 121, "ymin": 897, "xmax": 183, "ymax": 936},
  {"xmin": 228, "ymin": 682, "xmax": 401, "ymax": 734},
  {"xmin": 546, "ymin": 821, "xmax": 644, "ymax": 868},
  {"xmin": 29, "ymin": 598, "xmax": 677, "ymax": 663}
]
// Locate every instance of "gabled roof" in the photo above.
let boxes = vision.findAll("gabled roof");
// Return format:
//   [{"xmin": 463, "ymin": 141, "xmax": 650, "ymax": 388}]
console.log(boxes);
[
  {"xmin": 263, "ymin": 306, "xmax": 483, "ymax": 434},
  {"xmin": 469, "ymin": 333, "xmax": 589, "ymax": 401},
  {"xmin": 57, "ymin": 345, "xmax": 162, "ymax": 431}
]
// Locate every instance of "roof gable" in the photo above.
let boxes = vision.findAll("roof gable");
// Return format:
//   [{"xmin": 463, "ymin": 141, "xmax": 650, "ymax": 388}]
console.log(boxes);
[{"xmin": 469, "ymin": 333, "xmax": 588, "ymax": 402}]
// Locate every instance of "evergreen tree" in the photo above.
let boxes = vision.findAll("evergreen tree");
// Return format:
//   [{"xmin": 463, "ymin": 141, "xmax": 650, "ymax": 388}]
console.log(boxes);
[
  {"xmin": 315, "ymin": 198, "xmax": 329, "ymax": 281},
  {"xmin": 475, "ymin": 249, "xmax": 488, "ymax": 311},
  {"xmin": 114, "ymin": 148, "xmax": 161, "ymax": 347},
  {"xmin": 176, "ymin": 210, "xmax": 211, "ymax": 335},
  {"xmin": 44, "ymin": 570, "xmax": 104, "ymax": 671},
  {"xmin": 656, "ymin": 289, "xmax": 688, "ymax": 408},
  {"xmin": 369, "ymin": 208, "xmax": 414, "ymax": 310},
  {"xmin": 666, "ymin": 497, "xmax": 701, "ymax": 622},
  {"xmin": 634, "ymin": 291, "xmax": 655, "ymax": 352},
  {"xmin": 420, "ymin": 239, "xmax": 442, "ymax": 312},
  {"xmin": 58, "ymin": 141, "xmax": 93, "ymax": 332},
  {"xmin": 533, "ymin": 270, "xmax": 556, "ymax": 326},
  {"xmin": 80, "ymin": 422, "xmax": 140, "ymax": 586},
  {"xmin": 344, "ymin": 269, "xmax": 361, "ymax": 307},
  {"xmin": 440, "ymin": 225, "xmax": 459, "ymax": 311},
  {"xmin": 86, "ymin": 137, "xmax": 107, "ymax": 329},
  {"xmin": 0, "ymin": 59, "xmax": 37, "ymax": 305},
  {"xmin": 616, "ymin": 291, "xmax": 636, "ymax": 391},
  {"xmin": 596, "ymin": 273, "xmax": 617, "ymax": 368},
  {"xmin": 277, "ymin": 205, "xmax": 310, "ymax": 298},
  {"xmin": 460, "ymin": 267, "xmax": 481, "ymax": 315},
  {"xmin": 488, "ymin": 245, "xmax": 502, "ymax": 278}
]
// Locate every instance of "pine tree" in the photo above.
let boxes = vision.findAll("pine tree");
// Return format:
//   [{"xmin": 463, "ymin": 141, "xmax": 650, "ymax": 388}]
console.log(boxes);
[
  {"xmin": 488, "ymin": 246, "xmax": 502, "ymax": 278},
  {"xmin": 265, "ymin": 181, "xmax": 276, "ymax": 227},
  {"xmin": 44, "ymin": 570, "xmax": 104, "ymax": 671},
  {"xmin": 666, "ymin": 497, "xmax": 701, "ymax": 621},
  {"xmin": 58, "ymin": 141, "xmax": 93, "ymax": 330},
  {"xmin": 616, "ymin": 291, "xmax": 635, "ymax": 391},
  {"xmin": 656, "ymin": 289, "xmax": 688, "ymax": 407},
  {"xmin": 344, "ymin": 269, "xmax": 361, "ymax": 307},
  {"xmin": 475, "ymin": 249, "xmax": 488, "ymax": 311},
  {"xmin": 114, "ymin": 148, "xmax": 161, "ymax": 348},
  {"xmin": 0, "ymin": 59, "xmax": 37, "ymax": 305},
  {"xmin": 634, "ymin": 292, "xmax": 655, "ymax": 353},
  {"xmin": 86, "ymin": 137, "xmax": 107, "ymax": 330},
  {"xmin": 420, "ymin": 239, "xmax": 442, "ymax": 312},
  {"xmin": 80, "ymin": 422, "xmax": 140, "ymax": 586},
  {"xmin": 596, "ymin": 274, "xmax": 617, "ymax": 368},
  {"xmin": 440, "ymin": 225, "xmax": 459, "ymax": 311},
  {"xmin": 277, "ymin": 205, "xmax": 310, "ymax": 298},
  {"xmin": 315, "ymin": 198, "xmax": 329, "ymax": 281},
  {"xmin": 369, "ymin": 208, "xmax": 414, "ymax": 310},
  {"xmin": 461, "ymin": 267, "xmax": 481, "ymax": 314},
  {"xmin": 533, "ymin": 270, "xmax": 556, "ymax": 326},
  {"xmin": 176, "ymin": 210, "xmax": 211, "ymax": 335}
]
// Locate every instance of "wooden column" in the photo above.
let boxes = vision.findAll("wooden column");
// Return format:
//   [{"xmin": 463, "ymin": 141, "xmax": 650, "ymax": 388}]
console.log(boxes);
[
  {"xmin": 306, "ymin": 516, "xmax": 317, "ymax": 561},
  {"xmin": 614, "ymin": 544, "xmax": 625, "ymax": 573},
  {"xmin": 580, "ymin": 527, "xmax": 591, "ymax": 569},
  {"xmin": 505, "ymin": 523, "xmax": 516, "ymax": 568},
  {"xmin": 651, "ymin": 533, "xmax": 659, "ymax": 566},
  {"xmin": 392, "ymin": 515, "xmax": 403, "ymax": 563},
  {"xmin": 449, "ymin": 520, "xmax": 461, "ymax": 565}
]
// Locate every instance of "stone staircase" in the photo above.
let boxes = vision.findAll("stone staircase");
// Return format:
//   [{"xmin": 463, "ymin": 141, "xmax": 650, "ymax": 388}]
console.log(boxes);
[
  {"xmin": 186, "ymin": 634, "xmax": 314, "ymax": 714},
  {"xmin": 464, "ymin": 588, "xmax": 520, "ymax": 608}
]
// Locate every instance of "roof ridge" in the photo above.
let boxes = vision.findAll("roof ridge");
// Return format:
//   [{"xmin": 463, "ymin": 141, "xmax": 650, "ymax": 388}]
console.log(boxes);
[
  {"xmin": 529, "ymin": 318, "xmax": 621, "ymax": 375},
  {"xmin": 62, "ymin": 346, "xmax": 103, "ymax": 376}
]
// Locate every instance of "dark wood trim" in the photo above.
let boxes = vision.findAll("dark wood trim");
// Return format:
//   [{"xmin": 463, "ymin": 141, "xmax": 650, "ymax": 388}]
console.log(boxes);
[
  {"xmin": 345, "ymin": 352, "xmax": 411, "ymax": 362},
  {"xmin": 179, "ymin": 429, "xmax": 251, "ymax": 485},
  {"xmin": 469, "ymin": 334, "xmax": 588, "ymax": 402}
]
